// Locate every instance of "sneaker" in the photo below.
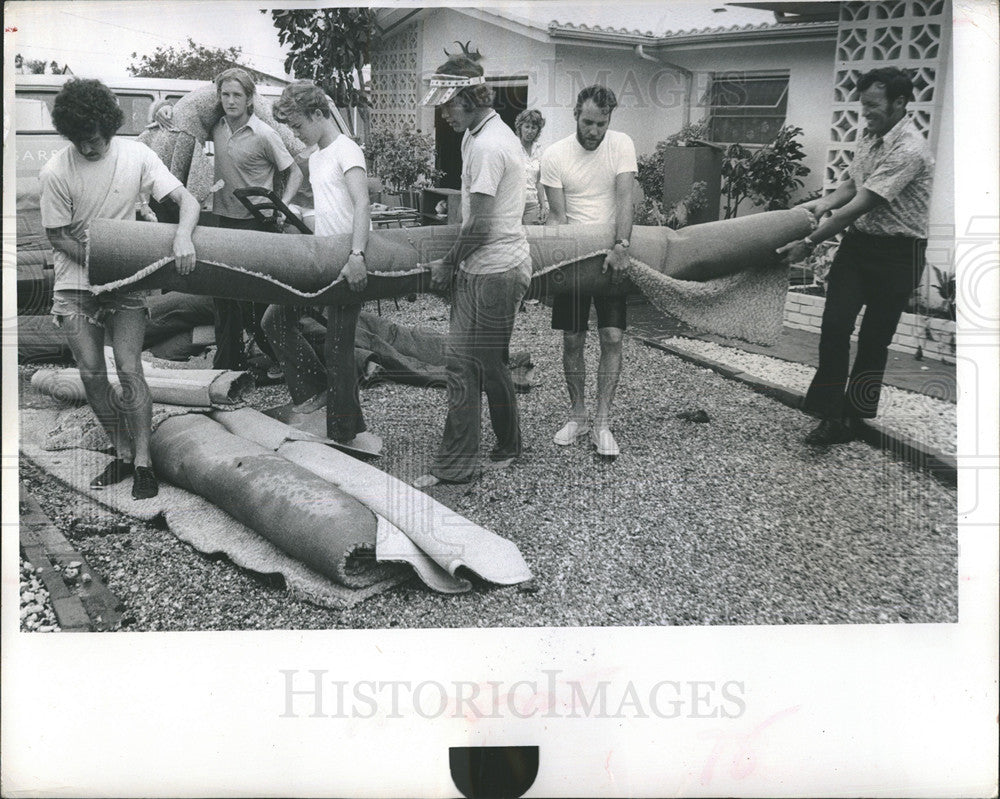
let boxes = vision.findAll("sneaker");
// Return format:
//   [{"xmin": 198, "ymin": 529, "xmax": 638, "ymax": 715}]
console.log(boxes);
[
  {"xmin": 90, "ymin": 458, "xmax": 133, "ymax": 489},
  {"xmin": 553, "ymin": 420, "xmax": 589, "ymax": 446},
  {"xmin": 131, "ymin": 466, "xmax": 159, "ymax": 500},
  {"xmin": 591, "ymin": 428, "xmax": 620, "ymax": 457},
  {"xmin": 291, "ymin": 390, "xmax": 328, "ymax": 414}
]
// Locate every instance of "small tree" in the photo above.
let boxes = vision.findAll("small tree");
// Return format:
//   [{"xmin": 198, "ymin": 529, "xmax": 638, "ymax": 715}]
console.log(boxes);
[
  {"xmin": 721, "ymin": 125, "xmax": 810, "ymax": 218},
  {"xmin": 128, "ymin": 38, "xmax": 256, "ymax": 81},
  {"xmin": 269, "ymin": 8, "xmax": 377, "ymax": 134},
  {"xmin": 365, "ymin": 127, "xmax": 443, "ymax": 195}
]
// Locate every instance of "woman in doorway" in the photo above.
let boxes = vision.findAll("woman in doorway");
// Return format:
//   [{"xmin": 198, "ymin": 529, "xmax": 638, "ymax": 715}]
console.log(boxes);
[{"xmin": 515, "ymin": 109, "xmax": 547, "ymax": 225}]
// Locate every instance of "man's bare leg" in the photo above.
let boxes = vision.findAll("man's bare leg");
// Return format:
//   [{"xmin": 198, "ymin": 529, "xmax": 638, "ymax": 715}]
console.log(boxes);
[
  {"xmin": 593, "ymin": 326, "xmax": 623, "ymax": 432},
  {"xmin": 62, "ymin": 315, "xmax": 134, "ymax": 459},
  {"xmin": 107, "ymin": 308, "xmax": 153, "ymax": 468},
  {"xmin": 562, "ymin": 330, "xmax": 589, "ymax": 425}
]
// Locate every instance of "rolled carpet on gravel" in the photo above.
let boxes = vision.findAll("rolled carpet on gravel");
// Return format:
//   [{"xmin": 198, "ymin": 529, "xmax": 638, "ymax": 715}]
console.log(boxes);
[
  {"xmin": 30, "ymin": 349, "xmax": 252, "ymax": 407},
  {"xmin": 211, "ymin": 407, "xmax": 534, "ymax": 591},
  {"xmin": 151, "ymin": 413, "xmax": 393, "ymax": 588}
]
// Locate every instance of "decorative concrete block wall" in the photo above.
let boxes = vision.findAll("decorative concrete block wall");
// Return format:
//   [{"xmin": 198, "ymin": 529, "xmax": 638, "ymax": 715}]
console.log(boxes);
[
  {"xmin": 824, "ymin": 0, "xmax": 949, "ymax": 191},
  {"xmin": 369, "ymin": 22, "xmax": 421, "ymax": 133},
  {"xmin": 784, "ymin": 290, "xmax": 956, "ymax": 363}
]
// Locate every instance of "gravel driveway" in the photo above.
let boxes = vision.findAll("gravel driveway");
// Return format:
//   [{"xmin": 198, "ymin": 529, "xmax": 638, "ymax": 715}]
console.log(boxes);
[{"xmin": 18, "ymin": 296, "xmax": 958, "ymax": 630}]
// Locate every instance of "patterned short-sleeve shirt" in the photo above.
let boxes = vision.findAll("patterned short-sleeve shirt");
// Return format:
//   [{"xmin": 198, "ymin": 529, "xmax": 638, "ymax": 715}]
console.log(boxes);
[{"xmin": 849, "ymin": 114, "xmax": 933, "ymax": 238}]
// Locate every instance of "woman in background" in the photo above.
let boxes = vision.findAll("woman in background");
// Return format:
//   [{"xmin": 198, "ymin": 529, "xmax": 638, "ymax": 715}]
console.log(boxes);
[{"xmin": 515, "ymin": 109, "xmax": 547, "ymax": 225}]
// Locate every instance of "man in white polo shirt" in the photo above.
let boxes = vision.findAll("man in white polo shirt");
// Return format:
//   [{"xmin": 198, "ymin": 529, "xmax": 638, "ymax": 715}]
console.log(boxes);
[
  {"xmin": 541, "ymin": 84, "xmax": 637, "ymax": 458},
  {"xmin": 415, "ymin": 55, "xmax": 531, "ymax": 487}
]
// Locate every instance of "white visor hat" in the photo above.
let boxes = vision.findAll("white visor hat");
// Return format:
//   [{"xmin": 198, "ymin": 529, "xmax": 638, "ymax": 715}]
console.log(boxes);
[{"xmin": 420, "ymin": 73, "xmax": 486, "ymax": 106}]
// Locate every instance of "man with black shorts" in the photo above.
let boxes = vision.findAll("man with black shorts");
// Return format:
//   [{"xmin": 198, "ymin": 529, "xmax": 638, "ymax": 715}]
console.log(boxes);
[{"xmin": 541, "ymin": 85, "xmax": 636, "ymax": 457}]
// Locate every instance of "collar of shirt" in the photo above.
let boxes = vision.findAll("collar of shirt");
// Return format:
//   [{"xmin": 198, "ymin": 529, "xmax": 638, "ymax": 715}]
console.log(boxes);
[
  {"xmin": 468, "ymin": 110, "xmax": 498, "ymax": 137},
  {"xmin": 219, "ymin": 113, "xmax": 263, "ymax": 138},
  {"xmin": 862, "ymin": 112, "xmax": 916, "ymax": 149}
]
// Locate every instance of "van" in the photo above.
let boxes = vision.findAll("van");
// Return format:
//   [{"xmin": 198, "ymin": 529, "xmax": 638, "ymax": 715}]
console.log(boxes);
[
  {"xmin": 14, "ymin": 74, "xmax": 350, "ymax": 182},
  {"xmin": 14, "ymin": 75, "xmax": 349, "ymax": 312}
]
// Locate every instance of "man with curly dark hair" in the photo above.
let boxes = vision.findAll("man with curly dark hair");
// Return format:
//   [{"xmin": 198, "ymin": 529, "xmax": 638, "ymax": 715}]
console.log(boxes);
[{"xmin": 41, "ymin": 78, "xmax": 201, "ymax": 499}]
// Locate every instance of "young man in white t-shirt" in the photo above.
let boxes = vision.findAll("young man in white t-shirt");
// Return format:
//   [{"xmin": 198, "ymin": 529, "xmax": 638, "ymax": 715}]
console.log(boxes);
[
  {"xmin": 40, "ymin": 78, "xmax": 200, "ymax": 499},
  {"xmin": 414, "ymin": 55, "xmax": 531, "ymax": 487},
  {"xmin": 541, "ymin": 85, "xmax": 636, "ymax": 458},
  {"xmin": 264, "ymin": 81, "xmax": 371, "ymax": 445}
]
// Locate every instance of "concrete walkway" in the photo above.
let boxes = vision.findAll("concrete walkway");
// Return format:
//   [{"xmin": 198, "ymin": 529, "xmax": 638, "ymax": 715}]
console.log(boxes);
[
  {"xmin": 626, "ymin": 299, "xmax": 957, "ymax": 403},
  {"xmin": 624, "ymin": 299, "xmax": 957, "ymax": 483}
]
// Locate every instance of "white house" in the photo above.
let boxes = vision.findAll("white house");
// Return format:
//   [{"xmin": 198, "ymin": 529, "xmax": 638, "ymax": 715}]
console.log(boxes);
[{"xmin": 370, "ymin": 1, "xmax": 953, "ymax": 297}]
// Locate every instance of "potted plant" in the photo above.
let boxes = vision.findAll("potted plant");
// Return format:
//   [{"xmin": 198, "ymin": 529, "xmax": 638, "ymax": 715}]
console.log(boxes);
[
  {"xmin": 364, "ymin": 126, "xmax": 444, "ymax": 208},
  {"xmin": 637, "ymin": 120, "xmax": 725, "ymax": 226}
]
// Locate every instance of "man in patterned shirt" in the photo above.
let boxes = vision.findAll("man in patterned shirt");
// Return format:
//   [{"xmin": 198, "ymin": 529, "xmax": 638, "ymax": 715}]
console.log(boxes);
[{"xmin": 778, "ymin": 66, "xmax": 933, "ymax": 446}]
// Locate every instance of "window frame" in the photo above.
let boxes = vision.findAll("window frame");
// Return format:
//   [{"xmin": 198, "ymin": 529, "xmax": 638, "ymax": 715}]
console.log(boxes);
[{"xmin": 704, "ymin": 71, "xmax": 790, "ymax": 146}]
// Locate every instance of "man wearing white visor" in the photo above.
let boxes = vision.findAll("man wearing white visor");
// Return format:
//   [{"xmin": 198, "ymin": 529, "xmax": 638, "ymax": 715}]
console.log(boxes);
[{"xmin": 415, "ymin": 55, "xmax": 531, "ymax": 488}]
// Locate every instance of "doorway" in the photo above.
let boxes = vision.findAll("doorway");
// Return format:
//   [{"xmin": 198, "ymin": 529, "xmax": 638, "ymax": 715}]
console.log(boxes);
[{"xmin": 434, "ymin": 80, "xmax": 527, "ymax": 189}]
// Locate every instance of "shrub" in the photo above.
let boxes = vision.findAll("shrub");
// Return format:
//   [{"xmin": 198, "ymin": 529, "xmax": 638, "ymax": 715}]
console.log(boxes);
[
  {"xmin": 634, "ymin": 181, "xmax": 709, "ymax": 229},
  {"xmin": 931, "ymin": 264, "xmax": 956, "ymax": 321},
  {"xmin": 364, "ymin": 127, "xmax": 444, "ymax": 195},
  {"xmin": 635, "ymin": 119, "xmax": 709, "ymax": 205},
  {"xmin": 721, "ymin": 125, "xmax": 810, "ymax": 218}
]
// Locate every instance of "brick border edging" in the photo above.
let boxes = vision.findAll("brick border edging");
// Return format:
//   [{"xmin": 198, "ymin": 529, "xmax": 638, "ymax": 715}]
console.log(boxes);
[
  {"xmin": 784, "ymin": 291, "xmax": 957, "ymax": 365},
  {"xmin": 19, "ymin": 485, "xmax": 123, "ymax": 632},
  {"xmin": 639, "ymin": 337, "xmax": 957, "ymax": 486}
]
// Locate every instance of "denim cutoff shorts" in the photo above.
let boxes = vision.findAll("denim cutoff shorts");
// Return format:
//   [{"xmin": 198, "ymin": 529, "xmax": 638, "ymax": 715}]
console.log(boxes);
[{"xmin": 51, "ymin": 289, "xmax": 149, "ymax": 329}]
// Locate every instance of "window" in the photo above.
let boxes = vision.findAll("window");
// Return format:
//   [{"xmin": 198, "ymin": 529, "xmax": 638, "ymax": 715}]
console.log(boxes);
[
  {"xmin": 706, "ymin": 73, "xmax": 789, "ymax": 145},
  {"xmin": 15, "ymin": 90, "xmax": 155, "ymax": 136},
  {"xmin": 116, "ymin": 93, "xmax": 155, "ymax": 135},
  {"xmin": 16, "ymin": 96, "xmax": 55, "ymax": 133}
]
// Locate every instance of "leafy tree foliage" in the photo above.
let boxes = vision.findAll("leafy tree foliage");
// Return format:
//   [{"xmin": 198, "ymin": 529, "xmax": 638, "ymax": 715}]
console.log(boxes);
[
  {"xmin": 268, "ymin": 7, "xmax": 377, "ymax": 112},
  {"xmin": 128, "ymin": 38, "xmax": 256, "ymax": 80},
  {"xmin": 16, "ymin": 54, "xmax": 69, "ymax": 74},
  {"xmin": 721, "ymin": 125, "xmax": 810, "ymax": 218},
  {"xmin": 365, "ymin": 126, "xmax": 443, "ymax": 194}
]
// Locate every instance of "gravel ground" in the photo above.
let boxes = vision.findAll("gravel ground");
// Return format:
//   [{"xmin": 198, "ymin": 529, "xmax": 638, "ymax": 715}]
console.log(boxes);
[
  {"xmin": 18, "ymin": 294, "xmax": 958, "ymax": 629},
  {"xmin": 20, "ymin": 557, "xmax": 61, "ymax": 632},
  {"xmin": 661, "ymin": 336, "xmax": 957, "ymax": 455}
]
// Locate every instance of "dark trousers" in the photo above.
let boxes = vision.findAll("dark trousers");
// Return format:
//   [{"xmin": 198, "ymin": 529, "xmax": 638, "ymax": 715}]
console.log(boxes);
[
  {"xmin": 261, "ymin": 303, "xmax": 367, "ymax": 443},
  {"xmin": 432, "ymin": 264, "xmax": 531, "ymax": 482},
  {"xmin": 803, "ymin": 231, "xmax": 926, "ymax": 420},
  {"xmin": 212, "ymin": 215, "xmax": 277, "ymax": 370}
]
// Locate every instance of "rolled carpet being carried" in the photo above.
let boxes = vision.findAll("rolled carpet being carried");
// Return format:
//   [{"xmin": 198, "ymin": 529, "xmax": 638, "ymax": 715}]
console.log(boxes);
[{"xmin": 88, "ymin": 210, "xmax": 813, "ymax": 345}]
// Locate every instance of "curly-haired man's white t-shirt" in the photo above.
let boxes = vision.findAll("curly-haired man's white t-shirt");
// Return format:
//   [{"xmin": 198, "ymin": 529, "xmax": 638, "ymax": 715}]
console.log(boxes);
[{"xmin": 40, "ymin": 137, "xmax": 181, "ymax": 291}]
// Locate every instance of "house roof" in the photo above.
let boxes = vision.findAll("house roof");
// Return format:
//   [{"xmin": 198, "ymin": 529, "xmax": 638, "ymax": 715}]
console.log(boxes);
[
  {"xmin": 506, "ymin": 2, "xmax": 775, "ymax": 36},
  {"xmin": 376, "ymin": 4, "xmax": 837, "ymax": 48}
]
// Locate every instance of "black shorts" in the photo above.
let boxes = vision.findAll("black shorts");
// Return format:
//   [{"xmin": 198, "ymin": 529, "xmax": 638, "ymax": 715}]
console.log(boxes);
[{"xmin": 550, "ymin": 292, "xmax": 627, "ymax": 333}]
